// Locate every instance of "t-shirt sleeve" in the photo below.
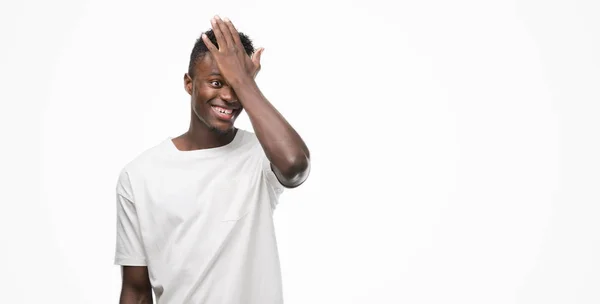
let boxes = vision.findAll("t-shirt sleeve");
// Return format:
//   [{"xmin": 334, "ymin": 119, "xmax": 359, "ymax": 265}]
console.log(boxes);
[
  {"xmin": 114, "ymin": 169, "xmax": 147, "ymax": 266},
  {"xmin": 252, "ymin": 143, "xmax": 285, "ymax": 200}
]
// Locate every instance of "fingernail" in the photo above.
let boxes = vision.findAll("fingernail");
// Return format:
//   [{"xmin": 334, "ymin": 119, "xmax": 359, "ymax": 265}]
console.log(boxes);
[{"xmin": 224, "ymin": 17, "xmax": 230, "ymax": 22}]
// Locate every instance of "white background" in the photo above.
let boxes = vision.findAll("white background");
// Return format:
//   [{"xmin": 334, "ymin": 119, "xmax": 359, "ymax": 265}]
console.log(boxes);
[{"xmin": 1, "ymin": 0, "xmax": 598, "ymax": 303}]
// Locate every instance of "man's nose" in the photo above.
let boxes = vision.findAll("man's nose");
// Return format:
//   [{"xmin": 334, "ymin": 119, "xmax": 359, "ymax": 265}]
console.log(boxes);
[{"xmin": 220, "ymin": 86, "xmax": 239, "ymax": 103}]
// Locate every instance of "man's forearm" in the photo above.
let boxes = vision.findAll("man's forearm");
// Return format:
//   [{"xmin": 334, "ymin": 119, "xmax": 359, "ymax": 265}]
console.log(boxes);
[
  {"xmin": 232, "ymin": 77, "xmax": 310, "ymax": 185},
  {"xmin": 119, "ymin": 288, "xmax": 153, "ymax": 304}
]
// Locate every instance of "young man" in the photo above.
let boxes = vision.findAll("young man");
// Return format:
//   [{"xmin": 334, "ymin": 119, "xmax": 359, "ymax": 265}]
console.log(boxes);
[{"xmin": 114, "ymin": 16, "xmax": 310, "ymax": 304}]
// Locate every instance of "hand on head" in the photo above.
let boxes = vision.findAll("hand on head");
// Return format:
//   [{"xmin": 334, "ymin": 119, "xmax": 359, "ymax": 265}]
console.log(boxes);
[{"xmin": 202, "ymin": 16, "xmax": 265, "ymax": 83}]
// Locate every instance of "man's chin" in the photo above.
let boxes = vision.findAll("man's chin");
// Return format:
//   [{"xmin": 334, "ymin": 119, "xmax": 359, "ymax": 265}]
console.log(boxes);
[{"xmin": 209, "ymin": 124, "xmax": 235, "ymax": 136}]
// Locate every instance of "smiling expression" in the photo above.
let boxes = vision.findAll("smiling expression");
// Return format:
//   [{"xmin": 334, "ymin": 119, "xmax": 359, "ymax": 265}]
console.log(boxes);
[{"xmin": 184, "ymin": 54, "xmax": 242, "ymax": 134}]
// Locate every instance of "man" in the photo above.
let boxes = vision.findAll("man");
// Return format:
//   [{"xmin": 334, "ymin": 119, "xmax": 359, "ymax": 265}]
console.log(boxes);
[{"xmin": 114, "ymin": 16, "xmax": 310, "ymax": 303}]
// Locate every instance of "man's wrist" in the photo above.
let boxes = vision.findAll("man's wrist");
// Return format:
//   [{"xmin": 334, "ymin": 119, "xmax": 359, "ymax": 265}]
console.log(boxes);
[{"xmin": 229, "ymin": 74, "xmax": 257, "ymax": 89}]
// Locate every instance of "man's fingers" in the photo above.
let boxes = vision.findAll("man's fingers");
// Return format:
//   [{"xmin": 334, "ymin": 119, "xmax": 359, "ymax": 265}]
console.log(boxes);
[
  {"xmin": 213, "ymin": 16, "xmax": 234, "ymax": 50},
  {"xmin": 252, "ymin": 48, "xmax": 264, "ymax": 78},
  {"xmin": 202, "ymin": 33, "xmax": 218, "ymax": 52},
  {"xmin": 223, "ymin": 18, "xmax": 243, "ymax": 49},
  {"xmin": 252, "ymin": 48, "xmax": 264, "ymax": 66},
  {"xmin": 210, "ymin": 17, "xmax": 228, "ymax": 51}
]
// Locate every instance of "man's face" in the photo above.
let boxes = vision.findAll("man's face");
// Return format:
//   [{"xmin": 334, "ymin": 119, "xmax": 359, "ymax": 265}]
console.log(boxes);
[{"xmin": 184, "ymin": 54, "xmax": 243, "ymax": 134}]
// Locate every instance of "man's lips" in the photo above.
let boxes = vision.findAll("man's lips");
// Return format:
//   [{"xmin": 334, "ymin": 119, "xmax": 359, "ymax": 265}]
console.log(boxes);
[{"xmin": 211, "ymin": 105, "xmax": 239, "ymax": 120}]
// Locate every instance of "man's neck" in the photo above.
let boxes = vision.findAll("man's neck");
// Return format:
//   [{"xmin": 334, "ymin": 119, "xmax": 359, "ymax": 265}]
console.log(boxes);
[{"xmin": 173, "ymin": 123, "xmax": 237, "ymax": 151}]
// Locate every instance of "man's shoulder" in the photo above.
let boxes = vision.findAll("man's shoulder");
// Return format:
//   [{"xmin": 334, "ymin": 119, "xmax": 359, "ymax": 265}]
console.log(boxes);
[
  {"xmin": 119, "ymin": 137, "xmax": 172, "ymax": 175},
  {"xmin": 234, "ymin": 128, "xmax": 264, "ymax": 158},
  {"xmin": 238, "ymin": 128, "xmax": 258, "ymax": 143}
]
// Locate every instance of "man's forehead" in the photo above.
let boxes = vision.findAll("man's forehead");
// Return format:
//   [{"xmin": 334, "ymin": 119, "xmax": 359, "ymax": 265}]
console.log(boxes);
[{"xmin": 195, "ymin": 54, "xmax": 221, "ymax": 75}]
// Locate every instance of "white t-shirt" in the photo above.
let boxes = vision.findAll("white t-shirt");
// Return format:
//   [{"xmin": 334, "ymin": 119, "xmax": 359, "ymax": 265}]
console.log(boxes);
[{"xmin": 114, "ymin": 129, "xmax": 286, "ymax": 303}]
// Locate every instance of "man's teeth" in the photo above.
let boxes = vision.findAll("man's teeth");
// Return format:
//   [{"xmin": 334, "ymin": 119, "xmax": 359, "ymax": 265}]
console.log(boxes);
[{"xmin": 214, "ymin": 107, "xmax": 233, "ymax": 114}]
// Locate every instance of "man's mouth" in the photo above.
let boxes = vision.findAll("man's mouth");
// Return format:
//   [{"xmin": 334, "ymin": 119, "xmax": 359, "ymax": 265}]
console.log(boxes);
[{"xmin": 211, "ymin": 105, "xmax": 237, "ymax": 120}]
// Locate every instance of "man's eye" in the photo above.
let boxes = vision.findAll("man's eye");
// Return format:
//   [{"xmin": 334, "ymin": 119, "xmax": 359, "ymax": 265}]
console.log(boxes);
[{"xmin": 210, "ymin": 80, "xmax": 222, "ymax": 87}]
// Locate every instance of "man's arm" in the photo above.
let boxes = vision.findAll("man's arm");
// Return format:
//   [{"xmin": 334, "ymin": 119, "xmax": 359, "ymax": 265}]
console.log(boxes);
[
  {"xmin": 203, "ymin": 16, "xmax": 311, "ymax": 188},
  {"xmin": 232, "ymin": 78, "xmax": 310, "ymax": 188},
  {"xmin": 119, "ymin": 266, "xmax": 153, "ymax": 304}
]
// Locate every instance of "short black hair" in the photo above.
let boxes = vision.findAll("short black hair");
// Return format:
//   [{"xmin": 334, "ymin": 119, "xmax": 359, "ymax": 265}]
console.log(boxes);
[{"xmin": 188, "ymin": 29, "xmax": 255, "ymax": 77}]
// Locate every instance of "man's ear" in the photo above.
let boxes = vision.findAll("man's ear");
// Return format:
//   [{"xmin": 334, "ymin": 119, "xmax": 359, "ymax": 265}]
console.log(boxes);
[{"xmin": 184, "ymin": 73, "xmax": 193, "ymax": 95}]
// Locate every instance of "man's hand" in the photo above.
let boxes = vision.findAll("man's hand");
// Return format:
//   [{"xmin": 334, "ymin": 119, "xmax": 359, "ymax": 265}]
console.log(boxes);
[
  {"xmin": 202, "ymin": 16, "xmax": 264, "ymax": 84},
  {"xmin": 202, "ymin": 16, "xmax": 311, "ymax": 188},
  {"xmin": 251, "ymin": 48, "xmax": 264, "ymax": 79}
]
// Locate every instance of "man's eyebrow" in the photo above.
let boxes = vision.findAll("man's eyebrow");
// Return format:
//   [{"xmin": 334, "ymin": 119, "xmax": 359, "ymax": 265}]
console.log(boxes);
[{"xmin": 208, "ymin": 72, "xmax": 222, "ymax": 76}]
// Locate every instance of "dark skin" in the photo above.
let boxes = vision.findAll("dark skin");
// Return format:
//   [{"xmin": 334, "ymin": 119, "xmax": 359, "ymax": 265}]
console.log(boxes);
[
  {"xmin": 174, "ymin": 15, "xmax": 310, "ymax": 186},
  {"xmin": 119, "ymin": 266, "xmax": 153, "ymax": 303},
  {"xmin": 119, "ymin": 16, "xmax": 310, "ymax": 303}
]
